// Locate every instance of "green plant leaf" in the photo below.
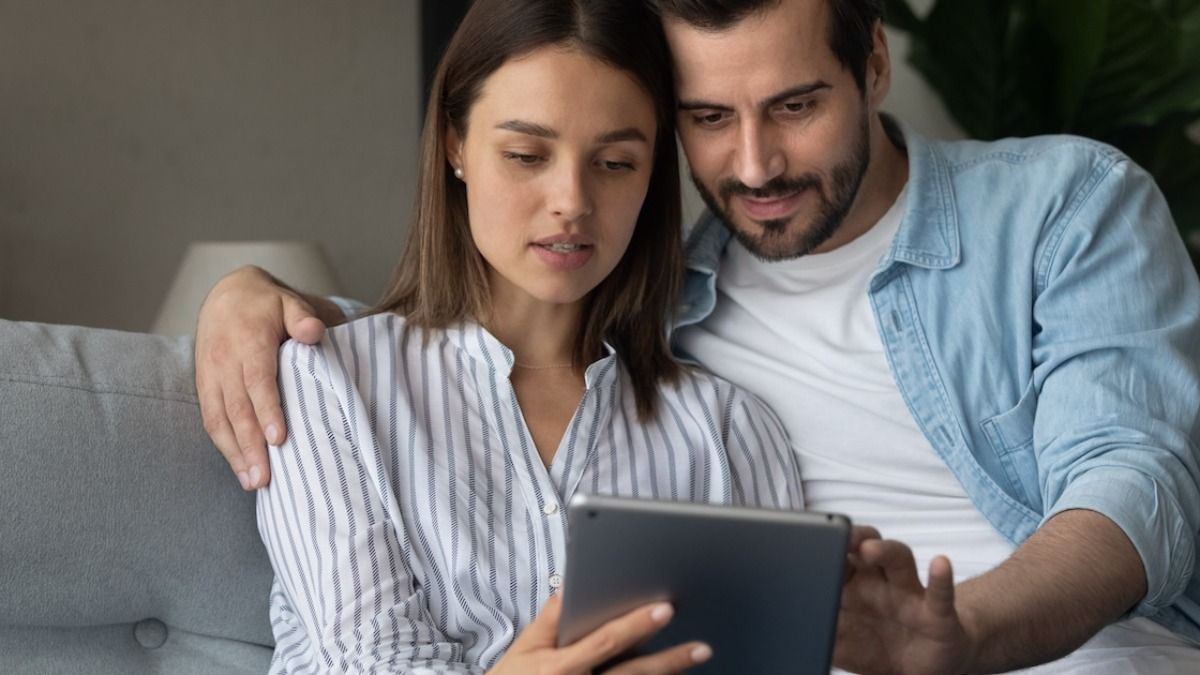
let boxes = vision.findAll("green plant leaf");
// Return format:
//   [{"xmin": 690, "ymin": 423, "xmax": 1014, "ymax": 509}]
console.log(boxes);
[
  {"xmin": 999, "ymin": 2, "xmax": 1068, "ymax": 135},
  {"xmin": 1120, "ymin": 72, "xmax": 1200, "ymax": 127},
  {"xmin": 883, "ymin": 0, "xmax": 923, "ymax": 34},
  {"xmin": 1033, "ymin": 0, "xmax": 1108, "ymax": 128},
  {"xmin": 898, "ymin": 0, "xmax": 1200, "ymax": 273},
  {"xmin": 905, "ymin": 0, "xmax": 1016, "ymax": 138},
  {"xmin": 1072, "ymin": 1, "xmax": 1180, "ymax": 135}
]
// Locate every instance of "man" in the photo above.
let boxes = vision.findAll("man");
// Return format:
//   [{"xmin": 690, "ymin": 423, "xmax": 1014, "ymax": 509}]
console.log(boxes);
[{"xmin": 195, "ymin": 0, "xmax": 1200, "ymax": 672}]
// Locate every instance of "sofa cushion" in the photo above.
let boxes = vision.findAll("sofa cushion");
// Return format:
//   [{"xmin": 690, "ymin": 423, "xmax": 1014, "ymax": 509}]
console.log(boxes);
[{"xmin": 0, "ymin": 319, "xmax": 272, "ymax": 674}]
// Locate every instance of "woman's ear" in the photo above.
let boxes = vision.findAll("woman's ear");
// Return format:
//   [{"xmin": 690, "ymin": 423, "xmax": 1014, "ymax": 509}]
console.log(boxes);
[{"xmin": 445, "ymin": 125, "xmax": 465, "ymax": 177}]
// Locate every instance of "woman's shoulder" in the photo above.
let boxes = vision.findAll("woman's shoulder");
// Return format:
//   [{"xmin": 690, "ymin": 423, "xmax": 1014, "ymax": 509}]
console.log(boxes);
[
  {"xmin": 660, "ymin": 364, "xmax": 766, "ymax": 407},
  {"xmin": 651, "ymin": 364, "xmax": 785, "ymax": 431},
  {"xmin": 278, "ymin": 313, "xmax": 433, "ymax": 380}
]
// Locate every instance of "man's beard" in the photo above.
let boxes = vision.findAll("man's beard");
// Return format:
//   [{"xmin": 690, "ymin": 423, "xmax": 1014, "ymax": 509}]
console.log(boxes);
[{"xmin": 693, "ymin": 108, "xmax": 872, "ymax": 261}]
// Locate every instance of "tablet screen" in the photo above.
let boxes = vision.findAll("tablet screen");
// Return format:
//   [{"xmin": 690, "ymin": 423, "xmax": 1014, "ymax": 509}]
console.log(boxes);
[{"xmin": 557, "ymin": 494, "xmax": 849, "ymax": 674}]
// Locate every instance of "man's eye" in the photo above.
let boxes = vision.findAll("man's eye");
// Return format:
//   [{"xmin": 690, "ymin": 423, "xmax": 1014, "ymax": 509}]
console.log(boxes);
[
  {"xmin": 781, "ymin": 101, "xmax": 812, "ymax": 115},
  {"xmin": 693, "ymin": 112, "xmax": 728, "ymax": 127},
  {"xmin": 503, "ymin": 152, "xmax": 543, "ymax": 165}
]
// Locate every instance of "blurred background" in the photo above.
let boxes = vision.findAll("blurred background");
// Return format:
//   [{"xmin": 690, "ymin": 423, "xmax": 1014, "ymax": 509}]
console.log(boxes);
[{"xmin": 0, "ymin": 0, "xmax": 988, "ymax": 333}]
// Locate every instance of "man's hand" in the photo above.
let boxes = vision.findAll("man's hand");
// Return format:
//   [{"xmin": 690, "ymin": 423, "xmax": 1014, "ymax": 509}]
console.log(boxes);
[
  {"xmin": 195, "ymin": 265, "xmax": 330, "ymax": 491},
  {"xmin": 834, "ymin": 527, "xmax": 973, "ymax": 675}
]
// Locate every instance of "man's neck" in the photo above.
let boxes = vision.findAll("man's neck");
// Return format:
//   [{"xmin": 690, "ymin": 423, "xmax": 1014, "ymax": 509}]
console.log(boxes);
[{"xmin": 812, "ymin": 114, "xmax": 910, "ymax": 255}]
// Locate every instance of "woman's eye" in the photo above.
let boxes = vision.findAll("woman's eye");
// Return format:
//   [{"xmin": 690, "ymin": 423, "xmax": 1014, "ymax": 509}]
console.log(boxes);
[
  {"xmin": 601, "ymin": 160, "xmax": 635, "ymax": 172},
  {"xmin": 503, "ymin": 152, "xmax": 543, "ymax": 165}
]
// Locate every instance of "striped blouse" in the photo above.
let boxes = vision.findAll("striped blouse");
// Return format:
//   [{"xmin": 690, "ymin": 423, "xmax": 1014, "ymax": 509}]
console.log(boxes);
[{"xmin": 257, "ymin": 313, "xmax": 804, "ymax": 674}]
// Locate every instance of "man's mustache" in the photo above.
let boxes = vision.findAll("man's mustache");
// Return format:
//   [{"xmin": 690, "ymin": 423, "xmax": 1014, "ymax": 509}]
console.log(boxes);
[{"xmin": 718, "ymin": 174, "xmax": 822, "ymax": 201}]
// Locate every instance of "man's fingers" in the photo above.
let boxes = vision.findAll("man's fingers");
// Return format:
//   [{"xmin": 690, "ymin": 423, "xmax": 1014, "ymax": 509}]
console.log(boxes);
[
  {"xmin": 199, "ymin": 387, "xmax": 250, "ymax": 488},
  {"xmin": 605, "ymin": 641, "xmax": 712, "ymax": 675},
  {"xmin": 925, "ymin": 555, "xmax": 956, "ymax": 616},
  {"xmin": 243, "ymin": 346, "xmax": 284, "ymax": 488},
  {"xmin": 282, "ymin": 294, "xmax": 326, "ymax": 345},
  {"xmin": 849, "ymin": 525, "xmax": 882, "ymax": 552},
  {"xmin": 509, "ymin": 593, "xmax": 563, "ymax": 652},
  {"xmin": 860, "ymin": 539, "xmax": 922, "ymax": 589},
  {"xmin": 561, "ymin": 602, "xmax": 674, "ymax": 668},
  {"xmin": 222, "ymin": 380, "xmax": 269, "ymax": 489}
]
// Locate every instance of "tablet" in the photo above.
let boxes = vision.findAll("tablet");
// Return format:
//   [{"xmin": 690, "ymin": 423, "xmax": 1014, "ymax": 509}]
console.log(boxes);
[{"xmin": 557, "ymin": 494, "xmax": 849, "ymax": 674}]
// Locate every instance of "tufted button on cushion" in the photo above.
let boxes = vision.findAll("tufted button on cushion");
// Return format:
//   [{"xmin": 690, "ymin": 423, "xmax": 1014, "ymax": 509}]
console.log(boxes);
[{"xmin": 133, "ymin": 619, "xmax": 169, "ymax": 649}]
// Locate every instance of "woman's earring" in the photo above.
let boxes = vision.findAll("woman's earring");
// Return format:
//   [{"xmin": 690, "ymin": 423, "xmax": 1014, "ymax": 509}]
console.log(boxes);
[{"xmin": 454, "ymin": 167, "xmax": 465, "ymax": 180}]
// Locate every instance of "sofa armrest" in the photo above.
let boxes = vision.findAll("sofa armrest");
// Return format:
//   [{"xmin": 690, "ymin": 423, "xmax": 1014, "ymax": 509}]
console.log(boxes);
[{"xmin": 0, "ymin": 319, "xmax": 273, "ymax": 672}]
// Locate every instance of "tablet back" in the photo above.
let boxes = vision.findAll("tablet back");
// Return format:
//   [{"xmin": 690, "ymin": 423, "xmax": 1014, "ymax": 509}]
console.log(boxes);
[{"xmin": 558, "ymin": 494, "xmax": 849, "ymax": 674}]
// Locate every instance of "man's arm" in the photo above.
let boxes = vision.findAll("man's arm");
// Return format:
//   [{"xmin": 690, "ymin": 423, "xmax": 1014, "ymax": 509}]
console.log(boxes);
[
  {"xmin": 195, "ymin": 265, "xmax": 352, "ymax": 491},
  {"xmin": 837, "ymin": 154, "xmax": 1198, "ymax": 674},
  {"xmin": 956, "ymin": 509, "xmax": 1146, "ymax": 670},
  {"xmin": 835, "ymin": 509, "xmax": 1146, "ymax": 675}
]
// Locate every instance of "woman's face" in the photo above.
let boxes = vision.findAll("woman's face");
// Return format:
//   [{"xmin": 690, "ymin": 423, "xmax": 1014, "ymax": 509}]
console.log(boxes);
[{"xmin": 448, "ymin": 46, "xmax": 658, "ymax": 311}]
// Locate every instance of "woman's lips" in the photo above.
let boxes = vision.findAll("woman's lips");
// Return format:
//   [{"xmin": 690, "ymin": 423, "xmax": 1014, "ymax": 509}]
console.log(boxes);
[{"xmin": 531, "ymin": 243, "xmax": 594, "ymax": 270}]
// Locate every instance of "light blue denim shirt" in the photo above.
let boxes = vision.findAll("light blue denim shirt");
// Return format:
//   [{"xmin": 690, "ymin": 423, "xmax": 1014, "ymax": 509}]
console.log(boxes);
[{"xmin": 675, "ymin": 124, "xmax": 1200, "ymax": 639}]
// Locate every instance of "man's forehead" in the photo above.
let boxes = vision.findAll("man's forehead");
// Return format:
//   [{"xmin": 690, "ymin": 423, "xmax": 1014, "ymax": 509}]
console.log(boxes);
[{"xmin": 663, "ymin": 0, "xmax": 835, "ymax": 98}]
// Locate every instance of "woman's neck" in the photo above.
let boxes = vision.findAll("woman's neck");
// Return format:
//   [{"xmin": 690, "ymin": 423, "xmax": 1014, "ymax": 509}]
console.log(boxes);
[{"xmin": 484, "ymin": 290, "xmax": 585, "ymax": 370}]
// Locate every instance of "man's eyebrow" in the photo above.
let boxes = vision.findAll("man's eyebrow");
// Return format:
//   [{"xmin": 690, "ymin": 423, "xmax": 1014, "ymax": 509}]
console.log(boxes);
[
  {"xmin": 495, "ymin": 119, "xmax": 558, "ymax": 138},
  {"xmin": 677, "ymin": 81, "xmax": 832, "ymax": 112},
  {"xmin": 760, "ymin": 82, "xmax": 830, "ymax": 109},
  {"xmin": 678, "ymin": 99, "xmax": 732, "ymax": 112},
  {"xmin": 596, "ymin": 127, "xmax": 649, "ymax": 144}
]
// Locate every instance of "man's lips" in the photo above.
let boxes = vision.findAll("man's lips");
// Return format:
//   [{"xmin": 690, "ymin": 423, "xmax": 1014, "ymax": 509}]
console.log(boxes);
[{"xmin": 735, "ymin": 190, "xmax": 807, "ymax": 221}]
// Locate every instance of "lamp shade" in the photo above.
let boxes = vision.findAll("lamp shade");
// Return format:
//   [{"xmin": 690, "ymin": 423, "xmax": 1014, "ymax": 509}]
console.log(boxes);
[{"xmin": 152, "ymin": 241, "xmax": 342, "ymax": 336}]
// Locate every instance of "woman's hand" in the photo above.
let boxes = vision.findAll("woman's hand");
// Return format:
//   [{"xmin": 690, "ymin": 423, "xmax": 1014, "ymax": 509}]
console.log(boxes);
[
  {"xmin": 488, "ymin": 594, "xmax": 712, "ymax": 675},
  {"xmin": 195, "ymin": 265, "xmax": 329, "ymax": 491}
]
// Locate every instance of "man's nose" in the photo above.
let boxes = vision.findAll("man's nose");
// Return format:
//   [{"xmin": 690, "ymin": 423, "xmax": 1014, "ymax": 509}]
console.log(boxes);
[{"xmin": 732, "ymin": 122, "xmax": 785, "ymax": 189}]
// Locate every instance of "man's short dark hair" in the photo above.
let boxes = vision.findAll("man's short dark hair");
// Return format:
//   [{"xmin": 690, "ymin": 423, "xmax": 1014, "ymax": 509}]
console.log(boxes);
[{"xmin": 653, "ymin": 0, "xmax": 884, "ymax": 91}]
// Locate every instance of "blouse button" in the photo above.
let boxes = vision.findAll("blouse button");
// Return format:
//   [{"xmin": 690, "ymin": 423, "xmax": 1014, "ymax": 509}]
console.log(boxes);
[
  {"xmin": 548, "ymin": 574, "xmax": 563, "ymax": 589},
  {"xmin": 543, "ymin": 502, "xmax": 559, "ymax": 516}
]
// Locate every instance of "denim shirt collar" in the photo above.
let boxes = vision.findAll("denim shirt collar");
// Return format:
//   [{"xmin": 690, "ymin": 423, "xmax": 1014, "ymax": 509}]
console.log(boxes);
[{"xmin": 677, "ymin": 117, "xmax": 960, "ymax": 331}]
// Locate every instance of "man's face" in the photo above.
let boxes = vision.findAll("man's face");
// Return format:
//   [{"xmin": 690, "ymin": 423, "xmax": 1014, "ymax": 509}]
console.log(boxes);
[{"xmin": 665, "ymin": 0, "xmax": 878, "ymax": 261}]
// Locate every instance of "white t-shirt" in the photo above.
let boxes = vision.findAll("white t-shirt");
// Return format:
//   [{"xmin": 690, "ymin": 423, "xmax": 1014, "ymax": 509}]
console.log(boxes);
[{"xmin": 676, "ymin": 188, "xmax": 1200, "ymax": 672}]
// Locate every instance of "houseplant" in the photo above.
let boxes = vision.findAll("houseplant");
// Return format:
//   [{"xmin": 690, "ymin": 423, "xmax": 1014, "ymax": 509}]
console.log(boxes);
[{"xmin": 885, "ymin": 0, "xmax": 1200, "ymax": 269}]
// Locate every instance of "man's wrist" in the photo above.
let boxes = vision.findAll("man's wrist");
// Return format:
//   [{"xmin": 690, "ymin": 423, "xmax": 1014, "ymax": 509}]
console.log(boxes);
[
  {"xmin": 250, "ymin": 266, "xmax": 346, "ymax": 327},
  {"xmin": 955, "ymin": 592, "xmax": 987, "ymax": 673}
]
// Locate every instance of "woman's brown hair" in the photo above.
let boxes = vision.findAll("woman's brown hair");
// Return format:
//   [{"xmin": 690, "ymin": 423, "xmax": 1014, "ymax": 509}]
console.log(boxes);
[{"xmin": 374, "ymin": 0, "xmax": 684, "ymax": 420}]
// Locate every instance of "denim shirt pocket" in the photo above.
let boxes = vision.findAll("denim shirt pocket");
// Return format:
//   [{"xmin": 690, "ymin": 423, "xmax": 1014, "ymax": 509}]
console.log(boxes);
[{"xmin": 980, "ymin": 381, "xmax": 1044, "ymax": 513}]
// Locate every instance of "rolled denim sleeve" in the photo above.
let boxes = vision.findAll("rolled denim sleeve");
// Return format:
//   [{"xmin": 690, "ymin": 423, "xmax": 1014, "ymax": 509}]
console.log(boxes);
[
  {"xmin": 328, "ymin": 295, "xmax": 368, "ymax": 321},
  {"xmin": 1032, "ymin": 155, "xmax": 1200, "ymax": 617}
]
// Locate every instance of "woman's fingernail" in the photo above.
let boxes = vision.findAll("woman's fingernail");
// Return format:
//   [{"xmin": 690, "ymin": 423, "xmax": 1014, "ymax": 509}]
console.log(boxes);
[
  {"xmin": 650, "ymin": 603, "xmax": 674, "ymax": 624},
  {"xmin": 248, "ymin": 465, "xmax": 262, "ymax": 488},
  {"xmin": 691, "ymin": 644, "xmax": 713, "ymax": 663},
  {"xmin": 266, "ymin": 424, "xmax": 280, "ymax": 445},
  {"xmin": 237, "ymin": 471, "xmax": 251, "ymax": 490}
]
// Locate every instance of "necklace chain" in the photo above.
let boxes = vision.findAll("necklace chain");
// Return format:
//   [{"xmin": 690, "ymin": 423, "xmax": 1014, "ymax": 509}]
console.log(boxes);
[{"xmin": 513, "ymin": 361, "xmax": 575, "ymax": 370}]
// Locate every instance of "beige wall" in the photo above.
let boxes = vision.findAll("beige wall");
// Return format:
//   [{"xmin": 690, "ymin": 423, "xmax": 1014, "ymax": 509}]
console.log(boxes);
[{"xmin": 0, "ymin": 0, "xmax": 421, "ymax": 331}]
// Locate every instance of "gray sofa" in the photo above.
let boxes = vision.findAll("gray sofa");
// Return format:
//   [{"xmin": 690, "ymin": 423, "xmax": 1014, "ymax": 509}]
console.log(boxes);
[{"xmin": 0, "ymin": 319, "xmax": 274, "ymax": 674}]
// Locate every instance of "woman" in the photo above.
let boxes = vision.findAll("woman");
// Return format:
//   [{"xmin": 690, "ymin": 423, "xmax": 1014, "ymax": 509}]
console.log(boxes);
[{"xmin": 256, "ymin": 0, "xmax": 803, "ymax": 672}]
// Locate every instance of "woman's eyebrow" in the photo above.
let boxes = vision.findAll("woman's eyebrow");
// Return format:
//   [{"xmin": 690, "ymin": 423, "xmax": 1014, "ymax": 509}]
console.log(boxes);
[
  {"xmin": 495, "ymin": 119, "xmax": 648, "ymax": 145},
  {"xmin": 596, "ymin": 128, "xmax": 648, "ymax": 144},
  {"xmin": 495, "ymin": 119, "xmax": 557, "ymax": 138}
]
